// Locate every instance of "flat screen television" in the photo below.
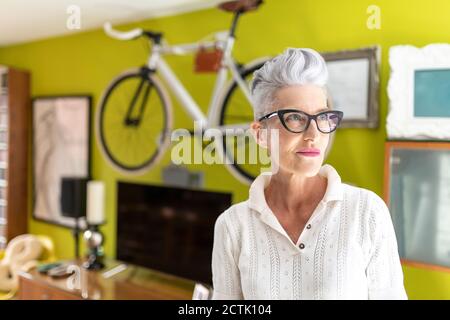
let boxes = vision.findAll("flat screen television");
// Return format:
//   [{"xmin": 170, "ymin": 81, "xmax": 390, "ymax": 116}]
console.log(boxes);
[{"xmin": 116, "ymin": 181, "xmax": 232, "ymax": 285}]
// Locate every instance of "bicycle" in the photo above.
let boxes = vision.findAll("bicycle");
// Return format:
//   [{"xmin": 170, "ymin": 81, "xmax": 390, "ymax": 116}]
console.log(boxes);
[{"xmin": 95, "ymin": 0, "xmax": 274, "ymax": 184}]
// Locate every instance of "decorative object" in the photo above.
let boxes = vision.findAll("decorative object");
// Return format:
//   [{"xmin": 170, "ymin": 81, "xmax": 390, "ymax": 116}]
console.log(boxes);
[
  {"xmin": 384, "ymin": 141, "xmax": 450, "ymax": 270},
  {"xmin": 321, "ymin": 46, "xmax": 380, "ymax": 128},
  {"xmin": 32, "ymin": 95, "xmax": 91, "ymax": 228},
  {"xmin": 83, "ymin": 180, "xmax": 106, "ymax": 270},
  {"xmin": 82, "ymin": 225, "xmax": 105, "ymax": 270},
  {"xmin": 86, "ymin": 181, "xmax": 105, "ymax": 225},
  {"xmin": 387, "ymin": 44, "xmax": 450, "ymax": 139},
  {"xmin": 60, "ymin": 177, "xmax": 88, "ymax": 258},
  {"xmin": 192, "ymin": 283, "xmax": 212, "ymax": 300},
  {"xmin": 0, "ymin": 234, "xmax": 42, "ymax": 292}
]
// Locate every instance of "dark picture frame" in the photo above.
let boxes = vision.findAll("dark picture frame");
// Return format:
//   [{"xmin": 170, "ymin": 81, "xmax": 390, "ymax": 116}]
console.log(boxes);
[{"xmin": 321, "ymin": 46, "xmax": 380, "ymax": 128}]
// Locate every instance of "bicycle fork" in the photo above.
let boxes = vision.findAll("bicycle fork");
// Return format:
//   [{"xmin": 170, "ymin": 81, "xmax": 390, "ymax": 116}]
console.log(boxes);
[{"xmin": 124, "ymin": 68, "xmax": 154, "ymax": 127}]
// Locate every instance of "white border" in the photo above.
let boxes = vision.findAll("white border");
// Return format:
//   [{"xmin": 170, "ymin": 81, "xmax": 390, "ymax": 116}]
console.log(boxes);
[{"xmin": 387, "ymin": 43, "xmax": 450, "ymax": 139}]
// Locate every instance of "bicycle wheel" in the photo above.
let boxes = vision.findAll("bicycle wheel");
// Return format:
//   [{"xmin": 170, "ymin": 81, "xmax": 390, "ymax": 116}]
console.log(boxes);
[
  {"xmin": 96, "ymin": 68, "xmax": 172, "ymax": 175},
  {"xmin": 218, "ymin": 59, "xmax": 270, "ymax": 184}
]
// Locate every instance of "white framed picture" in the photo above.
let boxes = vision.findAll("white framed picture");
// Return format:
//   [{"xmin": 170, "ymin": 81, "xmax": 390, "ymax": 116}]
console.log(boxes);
[
  {"xmin": 322, "ymin": 46, "xmax": 380, "ymax": 128},
  {"xmin": 387, "ymin": 43, "xmax": 450, "ymax": 140},
  {"xmin": 32, "ymin": 95, "xmax": 91, "ymax": 228}
]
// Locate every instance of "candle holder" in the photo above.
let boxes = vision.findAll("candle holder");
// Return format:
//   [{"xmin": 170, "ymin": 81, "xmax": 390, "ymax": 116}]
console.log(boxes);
[{"xmin": 82, "ymin": 224, "xmax": 105, "ymax": 270}]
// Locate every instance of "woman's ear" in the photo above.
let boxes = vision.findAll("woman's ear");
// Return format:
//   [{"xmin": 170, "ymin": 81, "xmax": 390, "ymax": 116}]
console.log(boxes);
[{"xmin": 250, "ymin": 121, "xmax": 268, "ymax": 149}]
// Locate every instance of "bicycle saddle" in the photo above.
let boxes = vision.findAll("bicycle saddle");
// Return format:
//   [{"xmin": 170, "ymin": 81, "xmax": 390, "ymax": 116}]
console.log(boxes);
[{"xmin": 218, "ymin": 0, "xmax": 263, "ymax": 13}]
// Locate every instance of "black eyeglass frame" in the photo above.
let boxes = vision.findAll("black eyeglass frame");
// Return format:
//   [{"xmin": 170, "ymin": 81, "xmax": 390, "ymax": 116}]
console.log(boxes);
[{"xmin": 258, "ymin": 109, "xmax": 344, "ymax": 134}]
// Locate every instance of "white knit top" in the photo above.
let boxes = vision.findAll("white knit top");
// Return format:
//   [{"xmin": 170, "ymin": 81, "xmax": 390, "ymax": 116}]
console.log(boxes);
[{"xmin": 211, "ymin": 164, "xmax": 408, "ymax": 300}]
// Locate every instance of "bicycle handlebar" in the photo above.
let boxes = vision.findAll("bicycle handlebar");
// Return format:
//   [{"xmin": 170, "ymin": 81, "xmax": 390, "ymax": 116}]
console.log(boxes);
[{"xmin": 104, "ymin": 22, "xmax": 143, "ymax": 40}]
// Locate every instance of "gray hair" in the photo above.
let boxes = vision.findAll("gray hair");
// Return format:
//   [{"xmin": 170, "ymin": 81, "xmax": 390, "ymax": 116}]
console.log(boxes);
[{"xmin": 250, "ymin": 48, "xmax": 328, "ymax": 120}]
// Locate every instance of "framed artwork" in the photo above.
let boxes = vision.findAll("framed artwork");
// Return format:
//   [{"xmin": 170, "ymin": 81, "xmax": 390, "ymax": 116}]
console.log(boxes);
[
  {"xmin": 387, "ymin": 44, "xmax": 450, "ymax": 140},
  {"xmin": 384, "ymin": 141, "xmax": 450, "ymax": 271},
  {"xmin": 32, "ymin": 95, "xmax": 91, "ymax": 228},
  {"xmin": 321, "ymin": 46, "xmax": 380, "ymax": 128}
]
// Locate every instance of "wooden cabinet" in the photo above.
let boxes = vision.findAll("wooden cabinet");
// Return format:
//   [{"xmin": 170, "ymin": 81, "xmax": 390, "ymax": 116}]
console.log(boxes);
[
  {"xmin": 0, "ymin": 66, "xmax": 30, "ymax": 249},
  {"xmin": 19, "ymin": 275, "xmax": 81, "ymax": 300},
  {"xmin": 18, "ymin": 259, "xmax": 197, "ymax": 300}
]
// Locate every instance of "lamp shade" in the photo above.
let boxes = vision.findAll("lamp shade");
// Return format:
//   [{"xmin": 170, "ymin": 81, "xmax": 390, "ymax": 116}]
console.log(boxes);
[{"xmin": 60, "ymin": 177, "xmax": 88, "ymax": 218}]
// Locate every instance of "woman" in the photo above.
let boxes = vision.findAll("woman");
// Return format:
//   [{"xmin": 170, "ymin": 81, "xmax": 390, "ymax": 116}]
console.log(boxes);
[{"xmin": 211, "ymin": 48, "xmax": 407, "ymax": 300}]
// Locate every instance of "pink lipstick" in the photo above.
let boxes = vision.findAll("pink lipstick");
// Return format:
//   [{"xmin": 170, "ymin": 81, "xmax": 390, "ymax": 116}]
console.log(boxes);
[{"xmin": 296, "ymin": 147, "xmax": 321, "ymax": 157}]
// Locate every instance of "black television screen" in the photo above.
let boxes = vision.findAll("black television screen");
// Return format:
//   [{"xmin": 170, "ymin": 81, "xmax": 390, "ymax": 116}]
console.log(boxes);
[{"xmin": 116, "ymin": 181, "xmax": 232, "ymax": 285}]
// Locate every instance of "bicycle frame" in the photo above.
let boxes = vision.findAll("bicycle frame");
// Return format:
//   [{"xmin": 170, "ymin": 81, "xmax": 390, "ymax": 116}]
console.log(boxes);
[
  {"xmin": 147, "ymin": 32, "xmax": 254, "ymax": 132},
  {"xmin": 100, "ymin": 17, "xmax": 269, "ymax": 183}
]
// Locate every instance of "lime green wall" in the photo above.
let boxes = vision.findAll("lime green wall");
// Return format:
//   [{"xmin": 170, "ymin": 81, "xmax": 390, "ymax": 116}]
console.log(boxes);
[{"xmin": 1, "ymin": 0, "xmax": 449, "ymax": 299}]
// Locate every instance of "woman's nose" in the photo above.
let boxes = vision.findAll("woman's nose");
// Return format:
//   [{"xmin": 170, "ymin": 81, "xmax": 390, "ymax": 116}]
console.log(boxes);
[{"xmin": 303, "ymin": 119, "xmax": 320, "ymax": 141}]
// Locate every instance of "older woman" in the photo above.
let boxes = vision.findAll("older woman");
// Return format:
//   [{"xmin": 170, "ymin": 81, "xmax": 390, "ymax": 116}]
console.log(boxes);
[{"xmin": 211, "ymin": 48, "xmax": 407, "ymax": 300}]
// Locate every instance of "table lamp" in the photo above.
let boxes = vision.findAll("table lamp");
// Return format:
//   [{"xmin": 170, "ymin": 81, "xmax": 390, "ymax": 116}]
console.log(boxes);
[{"xmin": 60, "ymin": 177, "xmax": 88, "ymax": 259}]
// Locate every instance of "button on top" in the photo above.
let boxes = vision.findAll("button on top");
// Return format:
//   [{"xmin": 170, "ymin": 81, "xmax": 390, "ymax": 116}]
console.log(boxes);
[
  {"xmin": 306, "ymin": 224, "xmax": 311, "ymax": 229},
  {"xmin": 299, "ymin": 243, "xmax": 305, "ymax": 249}
]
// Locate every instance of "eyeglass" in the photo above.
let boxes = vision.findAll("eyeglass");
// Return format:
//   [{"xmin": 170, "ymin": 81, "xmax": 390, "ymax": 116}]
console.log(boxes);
[{"xmin": 258, "ymin": 109, "xmax": 344, "ymax": 134}]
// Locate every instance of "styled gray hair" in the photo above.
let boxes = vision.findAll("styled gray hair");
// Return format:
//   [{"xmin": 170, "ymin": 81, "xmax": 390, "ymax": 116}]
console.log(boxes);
[{"xmin": 250, "ymin": 48, "xmax": 328, "ymax": 120}]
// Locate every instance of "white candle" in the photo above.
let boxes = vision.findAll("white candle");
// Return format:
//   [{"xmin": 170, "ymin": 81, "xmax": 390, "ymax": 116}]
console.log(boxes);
[{"xmin": 86, "ymin": 181, "xmax": 105, "ymax": 225}]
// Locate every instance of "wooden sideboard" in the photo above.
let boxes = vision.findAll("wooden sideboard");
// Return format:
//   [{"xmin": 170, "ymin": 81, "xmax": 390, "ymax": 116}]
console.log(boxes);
[{"xmin": 18, "ymin": 259, "xmax": 197, "ymax": 300}]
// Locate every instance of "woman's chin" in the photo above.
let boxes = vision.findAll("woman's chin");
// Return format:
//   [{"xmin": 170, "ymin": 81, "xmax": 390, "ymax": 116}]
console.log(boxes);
[{"xmin": 277, "ymin": 161, "xmax": 322, "ymax": 177}]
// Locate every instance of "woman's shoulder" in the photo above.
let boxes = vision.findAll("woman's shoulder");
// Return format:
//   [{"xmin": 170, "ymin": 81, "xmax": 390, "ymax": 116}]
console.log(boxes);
[
  {"xmin": 341, "ymin": 182, "xmax": 386, "ymax": 205},
  {"xmin": 213, "ymin": 201, "xmax": 252, "ymax": 249},
  {"xmin": 341, "ymin": 183, "xmax": 392, "ymax": 223},
  {"xmin": 215, "ymin": 200, "xmax": 252, "ymax": 229}
]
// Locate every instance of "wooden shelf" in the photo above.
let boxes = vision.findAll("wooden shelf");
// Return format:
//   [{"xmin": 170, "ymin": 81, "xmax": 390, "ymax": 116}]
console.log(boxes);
[{"xmin": 0, "ymin": 66, "xmax": 29, "ymax": 245}]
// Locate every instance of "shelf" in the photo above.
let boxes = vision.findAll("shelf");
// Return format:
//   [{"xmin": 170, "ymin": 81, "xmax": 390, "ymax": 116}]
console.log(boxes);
[
  {"xmin": 0, "ymin": 236, "xmax": 6, "ymax": 248},
  {"xmin": 0, "ymin": 66, "xmax": 29, "ymax": 243}
]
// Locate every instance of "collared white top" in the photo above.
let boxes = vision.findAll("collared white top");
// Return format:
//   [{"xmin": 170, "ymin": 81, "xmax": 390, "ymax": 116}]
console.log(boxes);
[{"xmin": 211, "ymin": 164, "xmax": 408, "ymax": 300}]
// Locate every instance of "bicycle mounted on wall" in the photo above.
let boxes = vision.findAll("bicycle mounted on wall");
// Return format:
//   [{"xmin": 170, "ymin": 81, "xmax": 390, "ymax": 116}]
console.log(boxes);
[{"xmin": 96, "ymin": 0, "xmax": 271, "ymax": 184}]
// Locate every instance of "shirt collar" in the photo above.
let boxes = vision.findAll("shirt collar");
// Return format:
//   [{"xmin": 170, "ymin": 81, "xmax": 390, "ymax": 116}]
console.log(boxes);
[{"xmin": 248, "ymin": 164, "xmax": 344, "ymax": 215}]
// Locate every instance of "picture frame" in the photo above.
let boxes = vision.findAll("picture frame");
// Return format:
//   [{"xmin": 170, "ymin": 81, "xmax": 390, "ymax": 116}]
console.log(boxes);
[
  {"xmin": 384, "ymin": 140, "xmax": 450, "ymax": 271},
  {"xmin": 32, "ymin": 95, "xmax": 92, "ymax": 228},
  {"xmin": 321, "ymin": 46, "xmax": 380, "ymax": 128},
  {"xmin": 387, "ymin": 44, "xmax": 450, "ymax": 140}
]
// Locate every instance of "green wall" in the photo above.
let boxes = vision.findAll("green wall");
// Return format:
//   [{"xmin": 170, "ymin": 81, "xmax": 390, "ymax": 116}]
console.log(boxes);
[{"xmin": 0, "ymin": 0, "xmax": 449, "ymax": 299}]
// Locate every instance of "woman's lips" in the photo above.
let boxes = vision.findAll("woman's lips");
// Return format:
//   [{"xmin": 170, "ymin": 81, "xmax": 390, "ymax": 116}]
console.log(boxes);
[{"xmin": 296, "ymin": 148, "xmax": 321, "ymax": 157}]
